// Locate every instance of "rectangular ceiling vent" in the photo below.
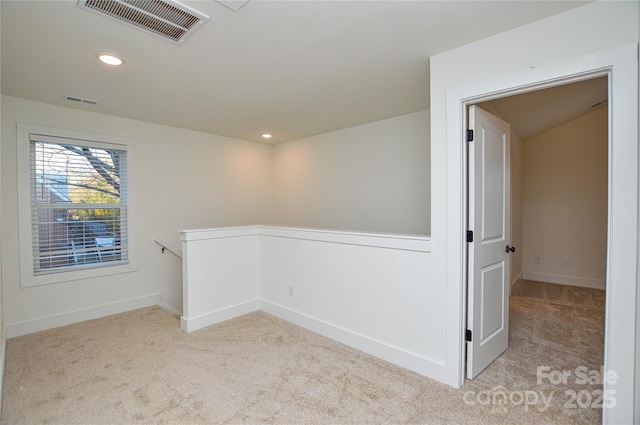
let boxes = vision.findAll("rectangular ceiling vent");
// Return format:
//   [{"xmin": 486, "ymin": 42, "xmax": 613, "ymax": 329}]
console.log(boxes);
[
  {"xmin": 65, "ymin": 95, "xmax": 99, "ymax": 105},
  {"xmin": 78, "ymin": 0, "xmax": 209, "ymax": 44}
]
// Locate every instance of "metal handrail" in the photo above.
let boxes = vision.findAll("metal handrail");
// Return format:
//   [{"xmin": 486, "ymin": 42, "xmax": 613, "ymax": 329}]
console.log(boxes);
[{"xmin": 153, "ymin": 238, "xmax": 182, "ymax": 259}]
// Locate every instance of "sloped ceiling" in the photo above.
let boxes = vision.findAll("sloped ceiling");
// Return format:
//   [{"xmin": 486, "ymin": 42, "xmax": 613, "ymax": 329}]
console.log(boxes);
[
  {"xmin": 480, "ymin": 77, "xmax": 608, "ymax": 141},
  {"xmin": 1, "ymin": 1, "xmax": 590, "ymax": 144}
]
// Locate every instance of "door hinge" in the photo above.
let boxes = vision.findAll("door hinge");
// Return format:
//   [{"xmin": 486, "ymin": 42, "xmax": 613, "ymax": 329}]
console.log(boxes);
[
  {"xmin": 465, "ymin": 329, "xmax": 472, "ymax": 342},
  {"xmin": 466, "ymin": 230, "xmax": 474, "ymax": 243},
  {"xmin": 466, "ymin": 129, "xmax": 474, "ymax": 142}
]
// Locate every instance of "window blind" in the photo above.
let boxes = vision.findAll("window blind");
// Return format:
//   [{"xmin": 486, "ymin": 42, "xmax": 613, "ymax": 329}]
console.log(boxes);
[{"xmin": 30, "ymin": 134, "xmax": 129, "ymax": 274}]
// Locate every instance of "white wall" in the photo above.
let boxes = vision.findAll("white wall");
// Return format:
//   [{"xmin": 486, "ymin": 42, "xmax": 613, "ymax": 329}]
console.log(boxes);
[
  {"xmin": 1, "ymin": 101, "xmax": 432, "ymax": 338},
  {"xmin": 273, "ymin": 111, "xmax": 430, "ymax": 235},
  {"xmin": 1, "ymin": 95, "xmax": 273, "ymax": 335},
  {"xmin": 1, "ymin": 99, "xmax": 433, "ymax": 337},
  {"xmin": 181, "ymin": 227, "xmax": 260, "ymax": 332},
  {"xmin": 430, "ymin": 1, "xmax": 638, "ymax": 421},
  {"xmin": 258, "ymin": 227, "xmax": 441, "ymax": 378},
  {"xmin": 179, "ymin": 225, "xmax": 443, "ymax": 380},
  {"xmin": 522, "ymin": 106, "xmax": 608, "ymax": 288}
]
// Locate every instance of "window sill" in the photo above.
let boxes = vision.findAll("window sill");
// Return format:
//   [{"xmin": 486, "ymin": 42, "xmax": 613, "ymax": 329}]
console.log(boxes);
[{"xmin": 20, "ymin": 260, "xmax": 138, "ymax": 288}]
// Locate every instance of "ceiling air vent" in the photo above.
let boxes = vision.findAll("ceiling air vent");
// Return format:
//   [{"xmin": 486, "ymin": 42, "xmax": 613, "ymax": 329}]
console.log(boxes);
[
  {"xmin": 65, "ymin": 95, "xmax": 99, "ymax": 105},
  {"xmin": 78, "ymin": 0, "xmax": 209, "ymax": 44}
]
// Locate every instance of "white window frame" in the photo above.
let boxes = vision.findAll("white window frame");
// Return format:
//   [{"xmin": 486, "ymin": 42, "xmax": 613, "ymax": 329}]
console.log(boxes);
[{"xmin": 17, "ymin": 124, "xmax": 137, "ymax": 287}]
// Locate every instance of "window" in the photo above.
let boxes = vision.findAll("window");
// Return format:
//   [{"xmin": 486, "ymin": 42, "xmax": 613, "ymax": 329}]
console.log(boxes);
[{"xmin": 18, "ymin": 124, "xmax": 136, "ymax": 286}]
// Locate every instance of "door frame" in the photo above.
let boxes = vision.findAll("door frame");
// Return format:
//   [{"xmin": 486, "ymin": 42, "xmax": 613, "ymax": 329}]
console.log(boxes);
[{"xmin": 445, "ymin": 44, "xmax": 638, "ymax": 424}]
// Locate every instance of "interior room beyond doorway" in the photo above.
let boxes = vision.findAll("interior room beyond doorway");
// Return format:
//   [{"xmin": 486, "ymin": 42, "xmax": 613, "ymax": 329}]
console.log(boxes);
[{"xmin": 478, "ymin": 76, "xmax": 609, "ymax": 293}]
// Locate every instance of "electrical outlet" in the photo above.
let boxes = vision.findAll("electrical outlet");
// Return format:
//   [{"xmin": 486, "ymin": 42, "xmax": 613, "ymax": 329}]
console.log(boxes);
[
  {"xmin": 534, "ymin": 256, "xmax": 541, "ymax": 265},
  {"xmin": 563, "ymin": 258, "xmax": 571, "ymax": 268},
  {"xmin": 288, "ymin": 284, "xmax": 295, "ymax": 297}
]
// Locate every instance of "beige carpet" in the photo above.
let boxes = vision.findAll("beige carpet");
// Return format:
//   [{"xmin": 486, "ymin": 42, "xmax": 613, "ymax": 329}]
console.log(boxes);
[
  {"xmin": 512, "ymin": 279, "xmax": 606, "ymax": 310},
  {"xmin": 3, "ymin": 284, "xmax": 604, "ymax": 424}
]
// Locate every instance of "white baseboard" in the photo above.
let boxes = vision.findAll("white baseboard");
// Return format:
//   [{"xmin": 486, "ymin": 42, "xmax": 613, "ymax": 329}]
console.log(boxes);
[
  {"xmin": 159, "ymin": 303, "xmax": 182, "ymax": 317},
  {"xmin": 180, "ymin": 299, "xmax": 260, "ymax": 333},
  {"xmin": 511, "ymin": 272, "xmax": 523, "ymax": 287},
  {"xmin": 6, "ymin": 294, "xmax": 162, "ymax": 339},
  {"xmin": 259, "ymin": 300, "xmax": 448, "ymax": 383},
  {"xmin": 523, "ymin": 272, "xmax": 605, "ymax": 290}
]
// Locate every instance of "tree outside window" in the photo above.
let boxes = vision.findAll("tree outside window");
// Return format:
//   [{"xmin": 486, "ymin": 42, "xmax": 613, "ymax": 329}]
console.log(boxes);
[{"xmin": 32, "ymin": 140, "xmax": 128, "ymax": 273}]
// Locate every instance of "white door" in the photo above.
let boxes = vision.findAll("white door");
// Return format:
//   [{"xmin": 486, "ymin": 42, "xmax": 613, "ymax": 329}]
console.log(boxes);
[{"xmin": 466, "ymin": 105, "xmax": 512, "ymax": 379}]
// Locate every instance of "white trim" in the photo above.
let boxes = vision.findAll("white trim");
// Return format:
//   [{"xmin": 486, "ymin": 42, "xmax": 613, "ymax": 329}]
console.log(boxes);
[
  {"xmin": 522, "ymin": 272, "xmax": 605, "ymax": 290},
  {"xmin": 180, "ymin": 226, "xmax": 259, "ymax": 241},
  {"xmin": 5, "ymin": 293, "xmax": 161, "ymax": 338},
  {"xmin": 180, "ymin": 225, "xmax": 431, "ymax": 251},
  {"xmin": 180, "ymin": 299, "xmax": 259, "ymax": 333},
  {"xmin": 510, "ymin": 272, "xmax": 523, "ymax": 288},
  {"xmin": 446, "ymin": 44, "xmax": 638, "ymax": 424},
  {"xmin": 26, "ymin": 132, "xmax": 129, "ymax": 152},
  {"xmin": 159, "ymin": 303, "xmax": 182, "ymax": 317},
  {"xmin": 259, "ymin": 225, "xmax": 431, "ymax": 252},
  {"xmin": 259, "ymin": 300, "xmax": 448, "ymax": 383}
]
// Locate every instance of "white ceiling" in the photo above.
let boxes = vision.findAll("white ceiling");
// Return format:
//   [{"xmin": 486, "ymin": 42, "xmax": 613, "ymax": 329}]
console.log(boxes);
[
  {"xmin": 1, "ymin": 0, "xmax": 590, "ymax": 144},
  {"xmin": 480, "ymin": 76, "xmax": 608, "ymax": 141}
]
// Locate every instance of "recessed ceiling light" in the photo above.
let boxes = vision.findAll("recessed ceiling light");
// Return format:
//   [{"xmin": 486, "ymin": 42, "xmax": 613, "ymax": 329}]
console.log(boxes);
[
  {"xmin": 98, "ymin": 54, "xmax": 123, "ymax": 66},
  {"xmin": 262, "ymin": 133, "xmax": 273, "ymax": 140}
]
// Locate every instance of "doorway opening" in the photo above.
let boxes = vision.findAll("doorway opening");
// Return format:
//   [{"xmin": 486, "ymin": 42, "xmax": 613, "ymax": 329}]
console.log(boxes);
[
  {"xmin": 464, "ymin": 76, "xmax": 609, "ymax": 422},
  {"xmin": 447, "ymin": 44, "xmax": 638, "ymax": 423}
]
